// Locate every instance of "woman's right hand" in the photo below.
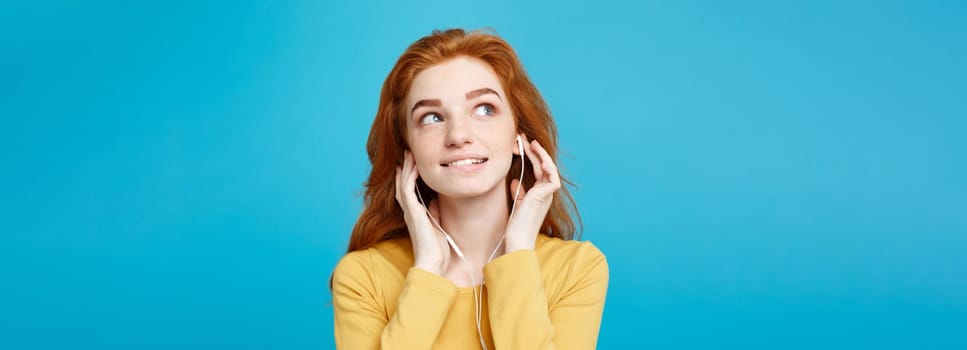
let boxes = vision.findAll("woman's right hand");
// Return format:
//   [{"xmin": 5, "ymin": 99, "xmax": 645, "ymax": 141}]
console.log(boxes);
[{"xmin": 395, "ymin": 150, "xmax": 450, "ymax": 275}]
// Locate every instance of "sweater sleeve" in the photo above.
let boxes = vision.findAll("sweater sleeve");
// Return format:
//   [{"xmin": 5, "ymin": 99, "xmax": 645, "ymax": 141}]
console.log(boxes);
[
  {"xmin": 483, "ymin": 243, "xmax": 609, "ymax": 349},
  {"xmin": 332, "ymin": 250, "xmax": 459, "ymax": 349}
]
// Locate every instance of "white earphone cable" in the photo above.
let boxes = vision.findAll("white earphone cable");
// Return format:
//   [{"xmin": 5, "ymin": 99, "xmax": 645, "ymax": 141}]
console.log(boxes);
[{"xmin": 414, "ymin": 138, "xmax": 526, "ymax": 350}]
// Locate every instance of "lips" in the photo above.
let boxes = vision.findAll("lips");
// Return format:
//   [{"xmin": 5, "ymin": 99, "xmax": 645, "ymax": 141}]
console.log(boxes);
[
  {"xmin": 440, "ymin": 154, "xmax": 489, "ymax": 167},
  {"xmin": 448, "ymin": 158, "xmax": 486, "ymax": 167}
]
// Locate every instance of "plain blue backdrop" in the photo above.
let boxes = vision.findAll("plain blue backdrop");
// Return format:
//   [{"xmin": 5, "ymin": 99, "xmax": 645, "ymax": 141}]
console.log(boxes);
[{"xmin": 2, "ymin": 0, "xmax": 965, "ymax": 349}]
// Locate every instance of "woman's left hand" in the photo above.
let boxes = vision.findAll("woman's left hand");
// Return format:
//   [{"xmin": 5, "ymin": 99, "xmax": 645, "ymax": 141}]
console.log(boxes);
[{"xmin": 503, "ymin": 133, "xmax": 561, "ymax": 252}]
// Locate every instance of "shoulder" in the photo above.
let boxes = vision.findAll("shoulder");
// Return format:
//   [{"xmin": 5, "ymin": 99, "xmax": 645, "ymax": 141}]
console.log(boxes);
[
  {"xmin": 535, "ymin": 234, "xmax": 608, "ymax": 268},
  {"xmin": 533, "ymin": 234, "xmax": 609, "ymax": 303},
  {"xmin": 332, "ymin": 237, "xmax": 414, "ymax": 286},
  {"xmin": 534, "ymin": 234, "xmax": 608, "ymax": 283}
]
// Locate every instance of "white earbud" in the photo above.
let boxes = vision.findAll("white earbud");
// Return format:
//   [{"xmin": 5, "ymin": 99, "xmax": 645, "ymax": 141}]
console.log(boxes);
[{"xmin": 517, "ymin": 135, "xmax": 525, "ymax": 158}]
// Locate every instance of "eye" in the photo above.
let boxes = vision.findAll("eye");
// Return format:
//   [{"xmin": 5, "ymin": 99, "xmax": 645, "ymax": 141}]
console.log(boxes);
[
  {"xmin": 420, "ymin": 113, "xmax": 444, "ymax": 125},
  {"xmin": 473, "ymin": 104, "xmax": 496, "ymax": 117}
]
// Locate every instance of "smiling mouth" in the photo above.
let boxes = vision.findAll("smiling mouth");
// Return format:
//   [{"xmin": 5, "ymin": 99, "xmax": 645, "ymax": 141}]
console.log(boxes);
[{"xmin": 441, "ymin": 158, "xmax": 488, "ymax": 167}]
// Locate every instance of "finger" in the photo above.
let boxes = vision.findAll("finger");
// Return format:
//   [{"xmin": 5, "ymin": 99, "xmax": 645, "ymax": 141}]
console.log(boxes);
[
  {"xmin": 403, "ymin": 152, "xmax": 419, "ymax": 203},
  {"xmin": 525, "ymin": 140, "xmax": 544, "ymax": 182},
  {"xmin": 395, "ymin": 165, "xmax": 402, "ymax": 202},
  {"xmin": 400, "ymin": 152, "xmax": 416, "ymax": 200},
  {"xmin": 411, "ymin": 157, "xmax": 427, "ymax": 208},
  {"xmin": 532, "ymin": 141, "xmax": 561, "ymax": 189},
  {"xmin": 396, "ymin": 152, "xmax": 409, "ymax": 202},
  {"xmin": 400, "ymin": 152, "xmax": 410, "ymax": 194}
]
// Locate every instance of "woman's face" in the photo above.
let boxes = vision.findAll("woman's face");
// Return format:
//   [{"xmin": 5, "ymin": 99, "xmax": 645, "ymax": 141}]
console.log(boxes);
[{"xmin": 404, "ymin": 56, "xmax": 518, "ymax": 200}]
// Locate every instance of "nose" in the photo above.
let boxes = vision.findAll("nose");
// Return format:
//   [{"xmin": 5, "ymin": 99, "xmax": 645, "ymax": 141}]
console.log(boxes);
[{"xmin": 444, "ymin": 114, "xmax": 473, "ymax": 148}]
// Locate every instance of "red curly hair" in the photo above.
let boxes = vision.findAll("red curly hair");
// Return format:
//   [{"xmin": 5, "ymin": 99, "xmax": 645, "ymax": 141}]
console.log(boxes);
[{"xmin": 346, "ymin": 28, "xmax": 581, "ymax": 255}]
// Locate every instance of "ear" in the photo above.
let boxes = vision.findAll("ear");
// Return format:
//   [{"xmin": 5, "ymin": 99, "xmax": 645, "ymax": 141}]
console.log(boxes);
[{"xmin": 512, "ymin": 134, "xmax": 525, "ymax": 156}]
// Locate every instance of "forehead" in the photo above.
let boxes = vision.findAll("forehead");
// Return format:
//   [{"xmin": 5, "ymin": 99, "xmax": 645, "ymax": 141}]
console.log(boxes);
[{"xmin": 406, "ymin": 56, "xmax": 505, "ymax": 105}]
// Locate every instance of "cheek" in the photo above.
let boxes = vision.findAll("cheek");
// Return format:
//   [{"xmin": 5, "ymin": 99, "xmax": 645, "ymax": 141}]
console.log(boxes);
[
  {"xmin": 411, "ymin": 148, "xmax": 440, "ymax": 175},
  {"xmin": 407, "ymin": 130, "xmax": 446, "ymax": 172},
  {"xmin": 412, "ymin": 153, "xmax": 431, "ymax": 172}
]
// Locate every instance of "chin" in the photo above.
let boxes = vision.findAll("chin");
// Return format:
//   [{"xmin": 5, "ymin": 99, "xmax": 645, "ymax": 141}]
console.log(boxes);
[
  {"xmin": 435, "ymin": 186, "xmax": 489, "ymax": 199},
  {"xmin": 431, "ymin": 178, "xmax": 504, "ymax": 200}
]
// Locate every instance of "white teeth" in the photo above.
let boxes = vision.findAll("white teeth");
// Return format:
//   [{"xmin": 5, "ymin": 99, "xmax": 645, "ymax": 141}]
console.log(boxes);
[{"xmin": 447, "ymin": 158, "xmax": 485, "ymax": 167}]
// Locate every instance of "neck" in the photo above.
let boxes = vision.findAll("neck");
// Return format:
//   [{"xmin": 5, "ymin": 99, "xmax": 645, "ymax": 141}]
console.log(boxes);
[{"xmin": 436, "ymin": 182, "xmax": 509, "ymax": 267}]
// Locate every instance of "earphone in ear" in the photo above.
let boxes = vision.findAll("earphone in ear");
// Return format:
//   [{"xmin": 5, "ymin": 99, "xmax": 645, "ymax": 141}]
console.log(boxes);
[{"xmin": 516, "ymin": 135, "xmax": 525, "ymax": 157}]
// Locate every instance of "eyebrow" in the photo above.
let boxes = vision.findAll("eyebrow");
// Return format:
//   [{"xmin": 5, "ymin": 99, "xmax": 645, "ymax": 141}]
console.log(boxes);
[
  {"xmin": 465, "ymin": 87, "xmax": 501, "ymax": 101},
  {"xmin": 410, "ymin": 88, "xmax": 502, "ymax": 116}
]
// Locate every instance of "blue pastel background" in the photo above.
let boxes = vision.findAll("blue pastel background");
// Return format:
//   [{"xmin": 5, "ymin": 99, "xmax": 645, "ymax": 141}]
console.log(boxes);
[{"xmin": 2, "ymin": 0, "xmax": 965, "ymax": 349}]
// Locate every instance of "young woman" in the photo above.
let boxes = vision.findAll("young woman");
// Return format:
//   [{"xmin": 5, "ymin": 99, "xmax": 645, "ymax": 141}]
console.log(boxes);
[{"xmin": 331, "ymin": 28, "xmax": 608, "ymax": 349}]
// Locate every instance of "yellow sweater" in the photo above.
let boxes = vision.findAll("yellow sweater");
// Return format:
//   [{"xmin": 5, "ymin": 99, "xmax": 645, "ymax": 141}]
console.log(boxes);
[{"xmin": 331, "ymin": 234, "xmax": 609, "ymax": 349}]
